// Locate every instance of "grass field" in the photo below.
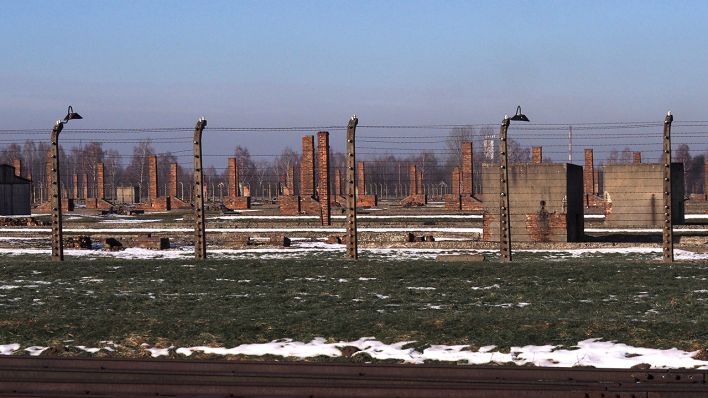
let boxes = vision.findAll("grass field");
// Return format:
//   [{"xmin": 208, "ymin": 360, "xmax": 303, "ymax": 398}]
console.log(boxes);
[{"xmin": 0, "ymin": 251, "xmax": 706, "ymax": 362}]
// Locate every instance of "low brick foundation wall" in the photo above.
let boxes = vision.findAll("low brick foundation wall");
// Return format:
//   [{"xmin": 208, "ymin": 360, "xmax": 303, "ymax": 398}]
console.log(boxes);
[
  {"xmin": 85, "ymin": 198, "xmax": 112, "ymax": 210},
  {"xmin": 401, "ymin": 194, "xmax": 427, "ymax": 207},
  {"xmin": 139, "ymin": 197, "xmax": 171, "ymax": 211},
  {"xmin": 357, "ymin": 194, "xmax": 377, "ymax": 207},
  {"xmin": 34, "ymin": 199, "xmax": 74, "ymax": 212},
  {"xmin": 223, "ymin": 196, "xmax": 251, "ymax": 210},
  {"xmin": 279, "ymin": 196, "xmax": 301, "ymax": 215}
]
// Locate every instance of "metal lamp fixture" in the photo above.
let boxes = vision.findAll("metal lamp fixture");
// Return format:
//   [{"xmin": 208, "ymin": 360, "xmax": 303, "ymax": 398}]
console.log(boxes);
[
  {"xmin": 63, "ymin": 106, "xmax": 83, "ymax": 122},
  {"xmin": 509, "ymin": 105, "xmax": 529, "ymax": 122}
]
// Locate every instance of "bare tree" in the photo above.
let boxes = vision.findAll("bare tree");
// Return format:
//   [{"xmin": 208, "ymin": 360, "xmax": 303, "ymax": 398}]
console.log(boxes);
[
  {"xmin": 273, "ymin": 147, "xmax": 300, "ymax": 194},
  {"xmin": 445, "ymin": 127, "xmax": 476, "ymax": 168},
  {"xmin": 607, "ymin": 147, "xmax": 632, "ymax": 164},
  {"xmin": 124, "ymin": 139, "xmax": 155, "ymax": 201},
  {"xmin": 157, "ymin": 152, "xmax": 178, "ymax": 197},
  {"xmin": 0, "ymin": 143, "xmax": 23, "ymax": 165},
  {"xmin": 105, "ymin": 149, "xmax": 122, "ymax": 200},
  {"xmin": 508, "ymin": 138, "xmax": 531, "ymax": 163},
  {"xmin": 233, "ymin": 146, "xmax": 256, "ymax": 189}
]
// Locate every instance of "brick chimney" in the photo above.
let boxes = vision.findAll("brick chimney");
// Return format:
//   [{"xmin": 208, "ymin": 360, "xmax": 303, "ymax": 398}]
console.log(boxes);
[
  {"xmin": 584, "ymin": 149, "xmax": 594, "ymax": 196},
  {"xmin": 317, "ymin": 131, "xmax": 331, "ymax": 225},
  {"xmin": 148, "ymin": 155, "xmax": 158, "ymax": 200},
  {"xmin": 300, "ymin": 136, "xmax": 315, "ymax": 197},
  {"xmin": 227, "ymin": 158, "xmax": 239, "ymax": 197},
  {"xmin": 532, "ymin": 146, "xmax": 543, "ymax": 164},
  {"xmin": 462, "ymin": 142, "xmax": 474, "ymax": 195}
]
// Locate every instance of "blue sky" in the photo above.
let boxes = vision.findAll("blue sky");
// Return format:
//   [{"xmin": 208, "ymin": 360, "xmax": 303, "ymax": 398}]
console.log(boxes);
[{"xmin": 1, "ymin": 1, "xmax": 706, "ymax": 158}]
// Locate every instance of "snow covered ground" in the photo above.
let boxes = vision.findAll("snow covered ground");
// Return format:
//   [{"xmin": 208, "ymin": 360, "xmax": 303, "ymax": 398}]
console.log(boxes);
[
  {"xmin": 1, "ymin": 338, "xmax": 706, "ymax": 369},
  {"xmin": 0, "ymin": 241, "xmax": 705, "ymax": 261}
]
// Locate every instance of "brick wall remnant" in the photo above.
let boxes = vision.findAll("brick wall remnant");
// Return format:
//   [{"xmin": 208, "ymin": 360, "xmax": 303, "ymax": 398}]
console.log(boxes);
[
  {"xmin": 228, "ymin": 158, "xmax": 239, "ymax": 197},
  {"xmin": 12, "ymin": 159, "xmax": 21, "ymax": 177},
  {"xmin": 401, "ymin": 164, "xmax": 427, "ymax": 206},
  {"xmin": 446, "ymin": 142, "xmax": 482, "ymax": 211},
  {"xmin": 169, "ymin": 163, "xmax": 178, "ymax": 198},
  {"xmin": 417, "ymin": 171, "xmax": 423, "ymax": 196},
  {"xmin": 452, "ymin": 167, "xmax": 460, "ymax": 195},
  {"xmin": 357, "ymin": 161, "xmax": 366, "ymax": 195},
  {"xmin": 317, "ymin": 131, "xmax": 331, "ymax": 225},
  {"xmin": 532, "ymin": 146, "xmax": 543, "ymax": 164},
  {"xmin": 96, "ymin": 162, "xmax": 105, "ymax": 199},
  {"xmin": 286, "ymin": 164, "xmax": 295, "ymax": 195},
  {"xmin": 222, "ymin": 158, "xmax": 250, "ymax": 210},
  {"xmin": 72, "ymin": 174, "xmax": 78, "ymax": 199},
  {"xmin": 301, "ymin": 135, "xmax": 315, "ymax": 198},
  {"xmin": 584, "ymin": 149, "xmax": 594, "ymax": 196},
  {"xmin": 462, "ymin": 142, "xmax": 474, "ymax": 195},
  {"xmin": 148, "ymin": 155, "xmax": 158, "ymax": 200},
  {"xmin": 354, "ymin": 161, "xmax": 378, "ymax": 207}
]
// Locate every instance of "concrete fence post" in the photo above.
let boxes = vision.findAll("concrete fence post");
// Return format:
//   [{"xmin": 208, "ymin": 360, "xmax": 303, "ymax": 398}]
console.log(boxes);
[
  {"xmin": 50, "ymin": 122, "xmax": 64, "ymax": 262},
  {"xmin": 499, "ymin": 116, "xmax": 512, "ymax": 262},
  {"xmin": 346, "ymin": 115, "xmax": 358, "ymax": 259},
  {"xmin": 193, "ymin": 117, "xmax": 208, "ymax": 260},
  {"xmin": 662, "ymin": 112, "xmax": 674, "ymax": 263}
]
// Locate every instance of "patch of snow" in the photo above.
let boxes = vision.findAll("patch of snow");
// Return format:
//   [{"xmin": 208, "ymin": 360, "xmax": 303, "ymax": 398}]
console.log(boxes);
[
  {"xmin": 146, "ymin": 346, "xmax": 173, "ymax": 357},
  {"xmin": 0, "ymin": 343, "xmax": 19, "ymax": 355},
  {"xmin": 171, "ymin": 338, "xmax": 708, "ymax": 368},
  {"xmin": 75, "ymin": 346, "xmax": 101, "ymax": 354},
  {"xmin": 685, "ymin": 214, "xmax": 708, "ymax": 219},
  {"xmin": 586, "ymin": 228, "xmax": 708, "ymax": 233},
  {"xmin": 99, "ymin": 219, "xmax": 161, "ymax": 224},
  {"xmin": 25, "ymin": 346, "xmax": 48, "ymax": 356},
  {"xmin": 471, "ymin": 284, "xmax": 500, "ymax": 290}
]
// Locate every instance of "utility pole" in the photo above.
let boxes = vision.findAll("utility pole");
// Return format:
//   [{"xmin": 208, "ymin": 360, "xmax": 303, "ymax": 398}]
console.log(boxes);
[
  {"xmin": 346, "ymin": 115, "xmax": 358, "ymax": 259},
  {"xmin": 193, "ymin": 117, "xmax": 208, "ymax": 260},
  {"xmin": 662, "ymin": 111, "xmax": 674, "ymax": 263}
]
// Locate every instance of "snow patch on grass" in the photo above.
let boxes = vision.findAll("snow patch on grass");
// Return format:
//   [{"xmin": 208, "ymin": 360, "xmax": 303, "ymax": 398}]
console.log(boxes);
[{"xmin": 4, "ymin": 339, "xmax": 702, "ymax": 369}]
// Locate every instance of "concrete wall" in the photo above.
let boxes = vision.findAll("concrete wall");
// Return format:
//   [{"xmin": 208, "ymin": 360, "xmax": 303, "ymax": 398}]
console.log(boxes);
[
  {"xmin": 603, "ymin": 163, "xmax": 685, "ymax": 227},
  {"xmin": 482, "ymin": 163, "xmax": 584, "ymax": 242},
  {"xmin": 0, "ymin": 165, "xmax": 31, "ymax": 215},
  {"xmin": 116, "ymin": 186, "xmax": 139, "ymax": 204},
  {"xmin": 0, "ymin": 185, "xmax": 30, "ymax": 215}
]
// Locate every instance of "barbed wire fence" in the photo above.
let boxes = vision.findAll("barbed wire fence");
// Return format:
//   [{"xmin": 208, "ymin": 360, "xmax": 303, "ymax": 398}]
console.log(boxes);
[{"xmin": 0, "ymin": 115, "xmax": 705, "ymax": 262}]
